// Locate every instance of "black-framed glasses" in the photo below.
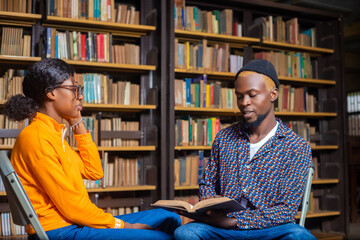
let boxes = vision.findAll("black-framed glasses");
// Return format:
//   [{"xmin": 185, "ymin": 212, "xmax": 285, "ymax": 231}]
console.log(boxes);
[{"xmin": 47, "ymin": 85, "xmax": 84, "ymax": 99}]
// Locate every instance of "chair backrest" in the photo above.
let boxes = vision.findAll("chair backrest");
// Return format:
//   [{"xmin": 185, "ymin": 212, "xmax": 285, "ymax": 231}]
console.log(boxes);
[
  {"xmin": 299, "ymin": 160, "xmax": 315, "ymax": 227},
  {"xmin": 0, "ymin": 151, "xmax": 49, "ymax": 240}
]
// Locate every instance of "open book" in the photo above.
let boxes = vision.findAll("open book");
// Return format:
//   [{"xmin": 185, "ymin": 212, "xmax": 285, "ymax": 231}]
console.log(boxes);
[{"xmin": 151, "ymin": 197, "xmax": 245, "ymax": 216}]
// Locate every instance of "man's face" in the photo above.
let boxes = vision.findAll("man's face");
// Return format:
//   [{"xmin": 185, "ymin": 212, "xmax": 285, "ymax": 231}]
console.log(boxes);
[{"xmin": 235, "ymin": 73, "xmax": 276, "ymax": 128}]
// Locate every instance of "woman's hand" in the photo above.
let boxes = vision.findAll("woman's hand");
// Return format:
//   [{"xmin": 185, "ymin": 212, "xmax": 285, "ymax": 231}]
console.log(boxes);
[{"xmin": 123, "ymin": 222, "xmax": 154, "ymax": 230}]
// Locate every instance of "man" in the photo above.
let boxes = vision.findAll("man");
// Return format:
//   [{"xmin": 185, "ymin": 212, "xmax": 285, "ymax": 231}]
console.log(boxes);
[{"xmin": 174, "ymin": 59, "xmax": 316, "ymax": 240}]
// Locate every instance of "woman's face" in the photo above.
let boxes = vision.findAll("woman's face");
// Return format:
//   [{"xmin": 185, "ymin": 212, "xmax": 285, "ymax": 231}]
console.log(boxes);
[{"xmin": 52, "ymin": 76, "xmax": 83, "ymax": 120}]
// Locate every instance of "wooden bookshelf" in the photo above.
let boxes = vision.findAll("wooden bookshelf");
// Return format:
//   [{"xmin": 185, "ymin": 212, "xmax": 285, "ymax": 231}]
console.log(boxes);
[
  {"xmin": 0, "ymin": 11, "xmax": 41, "ymax": 27},
  {"xmin": 175, "ymin": 68, "xmax": 336, "ymax": 85},
  {"xmin": 87, "ymin": 185, "xmax": 156, "ymax": 193},
  {"xmin": 278, "ymin": 76, "xmax": 336, "ymax": 85},
  {"xmin": 259, "ymin": 40, "xmax": 334, "ymax": 55},
  {"xmin": 175, "ymin": 106, "xmax": 337, "ymax": 117},
  {"xmin": 312, "ymin": 179, "xmax": 339, "ymax": 184},
  {"xmin": 295, "ymin": 210, "xmax": 340, "ymax": 219},
  {"xmin": 64, "ymin": 60, "xmax": 156, "ymax": 73},
  {"xmin": 44, "ymin": 16, "xmax": 156, "ymax": 37},
  {"xmin": 96, "ymin": 146, "xmax": 156, "ymax": 151},
  {"xmin": 0, "ymin": 186, "xmax": 157, "ymax": 196},
  {"xmin": 174, "ymin": 179, "xmax": 338, "ymax": 190},
  {"xmin": 174, "ymin": 185, "xmax": 199, "ymax": 190},
  {"xmin": 0, "ymin": 146, "xmax": 13, "ymax": 150},
  {"xmin": 175, "ymin": 29, "xmax": 259, "ymax": 45},
  {"xmin": 311, "ymin": 145, "xmax": 339, "ymax": 150},
  {"xmin": 312, "ymin": 232, "xmax": 344, "ymax": 240},
  {"xmin": 83, "ymin": 103, "xmax": 156, "ymax": 112},
  {"xmin": 0, "ymin": 55, "xmax": 42, "ymax": 65}
]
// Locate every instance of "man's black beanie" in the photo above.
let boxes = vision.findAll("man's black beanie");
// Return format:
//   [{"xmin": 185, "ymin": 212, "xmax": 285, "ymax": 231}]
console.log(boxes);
[{"xmin": 235, "ymin": 59, "xmax": 280, "ymax": 89}]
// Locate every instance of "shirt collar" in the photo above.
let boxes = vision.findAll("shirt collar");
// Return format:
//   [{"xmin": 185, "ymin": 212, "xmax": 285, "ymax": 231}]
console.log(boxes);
[
  {"xmin": 234, "ymin": 118, "xmax": 289, "ymax": 140},
  {"xmin": 33, "ymin": 112, "xmax": 66, "ymax": 134}
]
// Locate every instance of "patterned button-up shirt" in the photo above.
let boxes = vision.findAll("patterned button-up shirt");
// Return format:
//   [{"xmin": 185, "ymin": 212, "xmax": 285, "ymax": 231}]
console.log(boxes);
[{"xmin": 199, "ymin": 119, "xmax": 311, "ymax": 229}]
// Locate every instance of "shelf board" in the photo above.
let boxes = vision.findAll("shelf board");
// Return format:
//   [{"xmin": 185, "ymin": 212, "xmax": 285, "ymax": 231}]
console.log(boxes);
[
  {"xmin": 175, "ymin": 69, "xmax": 335, "ymax": 85},
  {"xmin": 95, "ymin": 146, "xmax": 156, "ymax": 151},
  {"xmin": 175, "ymin": 68, "xmax": 236, "ymax": 80},
  {"xmin": 311, "ymin": 145, "xmax": 339, "ymax": 150},
  {"xmin": 64, "ymin": 60, "xmax": 156, "ymax": 72},
  {"xmin": 0, "ymin": 145, "xmax": 13, "ymax": 150},
  {"xmin": 87, "ymin": 185, "xmax": 156, "ymax": 193},
  {"xmin": 83, "ymin": 103, "xmax": 156, "ymax": 112},
  {"xmin": 175, "ymin": 145, "xmax": 338, "ymax": 151},
  {"xmin": 175, "ymin": 29, "xmax": 259, "ymax": 45},
  {"xmin": 175, "ymin": 106, "xmax": 240, "ymax": 115},
  {"xmin": 0, "ymin": 186, "xmax": 157, "ymax": 196},
  {"xmin": 312, "ymin": 232, "xmax": 344, "ymax": 240},
  {"xmin": 44, "ymin": 16, "xmax": 156, "ymax": 37},
  {"xmin": 295, "ymin": 210, "xmax": 340, "ymax": 219},
  {"xmin": 0, "ymin": 11, "xmax": 41, "ymax": 27},
  {"xmin": 278, "ymin": 76, "xmax": 336, "ymax": 85},
  {"xmin": 260, "ymin": 40, "xmax": 334, "ymax": 54},
  {"xmin": 275, "ymin": 112, "xmax": 337, "ymax": 117},
  {"xmin": 312, "ymin": 179, "xmax": 339, "ymax": 184},
  {"xmin": 0, "ymin": 55, "xmax": 41, "ymax": 64},
  {"xmin": 175, "ymin": 185, "xmax": 200, "ymax": 190},
  {"xmin": 175, "ymin": 146, "xmax": 212, "ymax": 150},
  {"xmin": 175, "ymin": 107, "xmax": 337, "ymax": 117}
]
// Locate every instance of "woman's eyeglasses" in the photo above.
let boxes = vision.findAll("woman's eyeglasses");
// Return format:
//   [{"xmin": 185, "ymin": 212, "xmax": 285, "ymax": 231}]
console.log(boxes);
[{"xmin": 46, "ymin": 85, "xmax": 84, "ymax": 99}]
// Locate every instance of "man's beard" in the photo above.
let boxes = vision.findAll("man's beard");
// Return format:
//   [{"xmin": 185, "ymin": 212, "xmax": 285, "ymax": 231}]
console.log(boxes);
[{"xmin": 243, "ymin": 108, "xmax": 271, "ymax": 129}]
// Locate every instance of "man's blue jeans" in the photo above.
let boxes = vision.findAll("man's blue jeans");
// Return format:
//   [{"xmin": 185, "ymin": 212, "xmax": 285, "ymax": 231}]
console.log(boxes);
[
  {"xmin": 174, "ymin": 222, "xmax": 317, "ymax": 240},
  {"xmin": 29, "ymin": 208, "xmax": 181, "ymax": 240}
]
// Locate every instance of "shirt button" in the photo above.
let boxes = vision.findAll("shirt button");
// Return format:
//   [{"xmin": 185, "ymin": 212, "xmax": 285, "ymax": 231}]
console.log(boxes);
[
  {"xmin": 244, "ymin": 188, "xmax": 247, "ymax": 193},
  {"xmin": 245, "ymin": 164, "xmax": 250, "ymax": 169},
  {"xmin": 244, "ymin": 225, "xmax": 249, "ymax": 229}
]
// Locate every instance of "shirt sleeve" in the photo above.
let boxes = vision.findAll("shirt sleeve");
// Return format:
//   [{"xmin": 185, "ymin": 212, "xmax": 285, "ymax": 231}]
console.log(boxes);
[
  {"xmin": 74, "ymin": 132, "xmax": 103, "ymax": 180},
  {"xmin": 199, "ymin": 136, "xmax": 220, "ymax": 200},
  {"xmin": 228, "ymin": 144, "xmax": 312, "ymax": 229}
]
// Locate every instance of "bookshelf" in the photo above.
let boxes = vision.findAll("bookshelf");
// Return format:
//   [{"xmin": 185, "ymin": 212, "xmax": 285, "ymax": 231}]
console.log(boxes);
[
  {"xmin": 0, "ymin": 0, "xmax": 161, "ymax": 237},
  {"xmin": 164, "ymin": 0, "xmax": 347, "ymax": 237}
]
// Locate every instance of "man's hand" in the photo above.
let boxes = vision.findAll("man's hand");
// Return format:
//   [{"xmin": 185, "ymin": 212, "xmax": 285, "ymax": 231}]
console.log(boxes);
[
  {"xmin": 178, "ymin": 210, "xmax": 237, "ymax": 229},
  {"xmin": 123, "ymin": 222, "xmax": 154, "ymax": 230}
]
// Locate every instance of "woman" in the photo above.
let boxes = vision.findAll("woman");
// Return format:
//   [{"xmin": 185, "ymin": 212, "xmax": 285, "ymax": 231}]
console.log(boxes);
[{"xmin": 4, "ymin": 58, "xmax": 181, "ymax": 240}]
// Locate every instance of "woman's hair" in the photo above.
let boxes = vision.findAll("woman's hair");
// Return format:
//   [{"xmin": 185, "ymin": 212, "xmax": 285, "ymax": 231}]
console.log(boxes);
[{"xmin": 4, "ymin": 58, "xmax": 75, "ymax": 121}]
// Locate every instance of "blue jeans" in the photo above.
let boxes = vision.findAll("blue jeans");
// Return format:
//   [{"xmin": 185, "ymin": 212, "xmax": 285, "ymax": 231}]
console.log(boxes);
[
  {"xmin": 174, "ymin": 222, "xmax": 317, "ymax": 240},
  {"xmin": 29, "ymin": 209, "xmax": 181, "ymax": 240}
]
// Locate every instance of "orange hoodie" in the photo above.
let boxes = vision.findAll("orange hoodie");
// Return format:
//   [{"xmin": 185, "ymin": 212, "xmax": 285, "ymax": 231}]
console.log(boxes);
[{"xmin": 10, "ymin": 112, "xmax": 124, "ymax": 234}]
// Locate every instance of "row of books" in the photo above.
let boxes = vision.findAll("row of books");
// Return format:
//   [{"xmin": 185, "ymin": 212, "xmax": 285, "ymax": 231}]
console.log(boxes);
[
  {"xmin": 77, "ymin": 74, "xmax": 140, "ymax": 105},
  {"xmin": 348, "ymin": 114, "xmax": 360, "ymax": 136},
  {"xmin": 0, "ymin": 213, "xmax": 26, "ymax": 236},
  {"xmin": 347, "ymin": 92, "xmax": 360, "ymax": 113},
  {"xmin": 0, "ymin": 115, "xmax": 24, "ymax": 146},
  {"xmin": 103, "ymin": 206, "xmax": 140, "ymax": 216},
  {"xmin": 277, "ymin": 85, "xmax": 317, "ymax": 113},
  {"xmin": 0, "ymin": 69, "xmax": 25, "ymax": 101},
  {"xmin": 254, "ymin": 51, "xmax": 313, "ymax": 79},
  {"xmin": 254, "ymin": 16, "xmax": 317, "ymax": 47},
  {"xmin": 174, "ymin": 2, "xmax": 236, "ymax": 36},
  {"xmin": 174, "ymin": 151, "xmax": 208, "ymax": 187},
  {"xmin": 1, "ymin": 27, "xmax": 31, "ymax": 57},
  {"xmin": 84, "ymin": 153, "xmax": 141, "ymax": 188},
  {"xmin": 175, "ymin": 116, "xmax": 231, "ymax": 146},
  {"xmin": 47, "ymin": 0, "xmax": 140, "ymax": 24},
  {"xmin": 175, "ymin": 39, "xmax": 243, "ymax": 73},
  {"xmin": 0, "ymin": 0, "xmax": 32, "ymax": 13},
  {"xmin": 283, "ymin": 120, "xmax": 315, "ymax": 145},
  {"xmin": 100, "ymin": 118, "xmax": 140, "ymax": 147},
  {"xmin": 46, "ymin": 28, "xmax": 140, "ymax": 64},
  {"xmin": 174, "ymin": 77, "xmax": 237, "ymax": 109}
]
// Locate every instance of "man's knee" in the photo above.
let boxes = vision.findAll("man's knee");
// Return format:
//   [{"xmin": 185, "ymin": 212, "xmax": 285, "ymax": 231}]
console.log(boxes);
[
  {"xmin": 284, "ymin": 225, "xmax": 316, "ymax": 240},
  {"xmin": 174, "ymin": 223, "xmax": 202, "ymax": 240}
]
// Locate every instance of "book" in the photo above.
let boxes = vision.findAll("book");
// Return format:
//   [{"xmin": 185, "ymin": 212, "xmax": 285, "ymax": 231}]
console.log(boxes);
[{"xmin": 151, "ymin": 197, "xmax": 245, "ymax": 216}]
